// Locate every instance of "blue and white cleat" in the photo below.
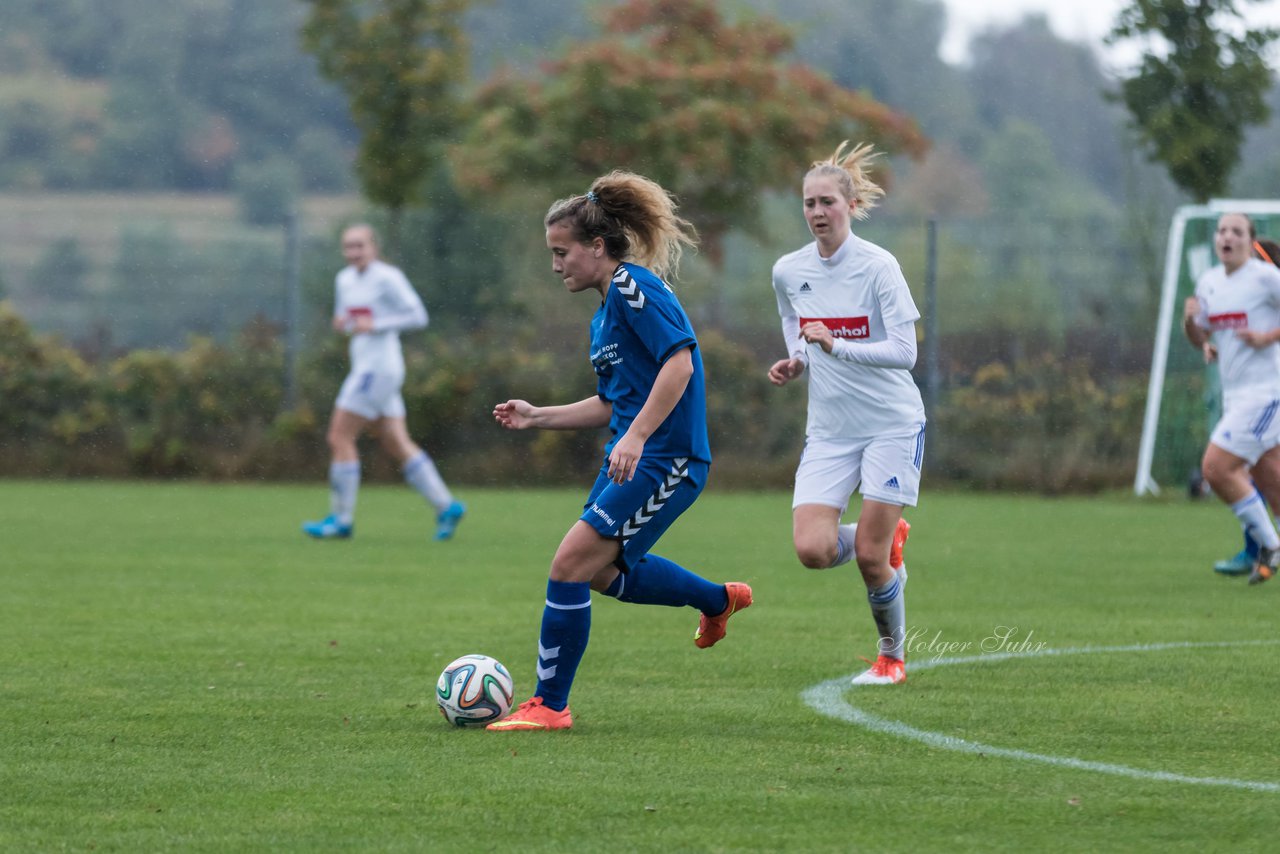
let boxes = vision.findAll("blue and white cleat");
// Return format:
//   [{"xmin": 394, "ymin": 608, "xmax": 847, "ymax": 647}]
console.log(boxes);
[
  {"xmin": 302, "ymin": 515, "xmax": 353, "ymax": 539},
  {"xmin": 435, "ymin": 501, "xmax": 466, "ymax": 541},
  {"xmin": 1214, "ymin": 549, "xmax": 1253, "ymax": 576}
]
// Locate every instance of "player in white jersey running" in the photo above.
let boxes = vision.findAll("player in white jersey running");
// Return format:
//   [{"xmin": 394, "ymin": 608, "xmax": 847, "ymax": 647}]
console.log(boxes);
[
  {"xmin": 768, "ymin": 142, "xmax": 925, "ymax": 686},
  {"xmin": 1184, "ymin": 213, "xmax": 1280, "ymax": 584},
  {"xmin": 302, "ymin": 224, "xmax": 465, "ymax": 542}
]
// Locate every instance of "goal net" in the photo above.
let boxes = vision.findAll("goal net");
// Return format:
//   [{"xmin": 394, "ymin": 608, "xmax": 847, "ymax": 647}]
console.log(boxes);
[{"xmin": 1135, "ymin": 199, "xmax": 1280, "ymax": 496}]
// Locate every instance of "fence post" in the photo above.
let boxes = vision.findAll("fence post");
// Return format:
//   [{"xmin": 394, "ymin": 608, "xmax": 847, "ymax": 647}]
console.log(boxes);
[
  {"xmin": 283, "ymin": 211, "xmax": 302, "ymax": 411},
  {"xmin": 925, "ymin": 217, "xmax": 939, "ymax": 414}
]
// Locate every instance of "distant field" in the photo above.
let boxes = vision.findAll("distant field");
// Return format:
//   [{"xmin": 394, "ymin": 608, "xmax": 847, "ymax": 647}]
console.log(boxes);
[
  {"xmin": 0, "ymin": 191, "xmax": 358, "ymax": 270},
  {"xmin": 0, "ymin": 192, "xmax": 360, "ymax": 347},
  {"xmin": 4, "ymin": 479, "xmax": 1278, "ymax": 851}
]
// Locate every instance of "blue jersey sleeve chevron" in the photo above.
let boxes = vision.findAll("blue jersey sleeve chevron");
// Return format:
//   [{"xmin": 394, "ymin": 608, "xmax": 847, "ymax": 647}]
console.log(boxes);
[{"xmin": 608, "ymin": 264, "xmax": 696, "ymax": 365}]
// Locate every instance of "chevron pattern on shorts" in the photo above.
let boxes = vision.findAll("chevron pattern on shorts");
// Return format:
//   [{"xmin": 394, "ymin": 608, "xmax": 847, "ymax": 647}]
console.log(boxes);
[
  {"xmin": 613, "ymin": 266, "xmax": 646, "ymax": 310},
  {"xmin": 621, "ymin": 457, "xmax": 689, "ymax": 543}
]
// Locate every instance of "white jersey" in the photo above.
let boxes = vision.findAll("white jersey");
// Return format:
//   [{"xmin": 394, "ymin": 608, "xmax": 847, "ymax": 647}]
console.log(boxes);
[
  {"xmin": 334, "ymin": 259, "xmax": 428, "ymax": 376},
  {"xmin": 773, "ymin": 232, "xmax": 926, "ymax": 439},
  {"xmin": 1194, "ymin": 257, "xmax": 1280, "ymax": 407}
]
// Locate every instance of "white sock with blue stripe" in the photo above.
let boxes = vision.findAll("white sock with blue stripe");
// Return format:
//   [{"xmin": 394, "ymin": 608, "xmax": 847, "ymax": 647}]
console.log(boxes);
[
  {"xmin": 329, "ymin": 460, "xmax": 360, "ymax": 525},
  {"xmin": 403, "ymin": 450, "xmax": 452, "ymax": 513},
  {"xmin": 866, "ymin": 574, "xmax": 906, "ymax": 661},
  {"xmin": 1231, "ymin": 490, "xmax": 1280, "ymax": 551},
  {"xmin": 832, "ymin": 524, "xmax": 857, "ymax": 568}
]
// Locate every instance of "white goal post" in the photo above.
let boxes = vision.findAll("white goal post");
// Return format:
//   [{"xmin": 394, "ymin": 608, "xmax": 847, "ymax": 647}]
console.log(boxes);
[{"xmin": 1134, "ymin": 199, "xmax": 1280, "ymax": 496}]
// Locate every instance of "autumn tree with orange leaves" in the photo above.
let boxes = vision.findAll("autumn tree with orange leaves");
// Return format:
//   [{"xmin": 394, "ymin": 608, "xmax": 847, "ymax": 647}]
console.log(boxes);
[{"xmin": 453, "ymin": 0, "xmax": 928, "ymax": 271}]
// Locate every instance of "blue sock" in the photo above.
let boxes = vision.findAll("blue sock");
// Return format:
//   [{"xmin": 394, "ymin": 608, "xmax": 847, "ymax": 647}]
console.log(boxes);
[
  {"xmin": 601, "ymin": 554, "xmax": 727, "ymax": 614},
  {"xmin": 1246, "ymin": 528, "xmax": 1260, "ymax": 560},
  {"xmin": 534, "ymin": 580, "xmax": 591, "ymax": 712}
]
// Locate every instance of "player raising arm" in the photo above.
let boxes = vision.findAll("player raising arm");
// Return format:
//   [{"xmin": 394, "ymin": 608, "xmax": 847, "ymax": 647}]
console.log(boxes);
[
  {"xmin": 769, "ymin": 142, "xmax": 924, "ymax": 686},
  {"xmin": 486, "ymin": 172, "xmax": 752, "ymax": 732}
]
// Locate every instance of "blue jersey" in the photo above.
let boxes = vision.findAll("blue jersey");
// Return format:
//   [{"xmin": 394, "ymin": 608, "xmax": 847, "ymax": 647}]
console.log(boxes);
[{"xmin": 589, "ymin": 263, "xmax": 711, "ymax": 469}]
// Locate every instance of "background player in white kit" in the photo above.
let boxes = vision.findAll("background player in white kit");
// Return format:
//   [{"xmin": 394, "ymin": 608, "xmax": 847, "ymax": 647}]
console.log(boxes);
[
  {"xmin": 1210, "ymin": 237, "xmax": 1280, "ymax": 576},
  {"xmin": 768, "ymin": 142, "xmax": 925, "ymax": 686},
  {"xmin": 302, "ymin": 224, "xmax": 465, "ymax": 541},
  {"xmin": 1183, "ymin": 213, "xmax": 1280, "ymax": 584}
]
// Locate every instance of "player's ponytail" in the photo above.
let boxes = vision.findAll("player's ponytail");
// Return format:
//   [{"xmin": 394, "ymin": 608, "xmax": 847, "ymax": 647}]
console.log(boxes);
[{"xmin": 545, "ymin": 171, "xmax": 698, "ymax": 280}]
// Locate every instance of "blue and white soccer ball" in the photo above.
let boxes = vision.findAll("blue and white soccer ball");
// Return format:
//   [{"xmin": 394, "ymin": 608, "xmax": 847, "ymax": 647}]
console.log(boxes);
[{"xmin": 435, "ymin": 654, "xmax": 515, "ymax": 727}]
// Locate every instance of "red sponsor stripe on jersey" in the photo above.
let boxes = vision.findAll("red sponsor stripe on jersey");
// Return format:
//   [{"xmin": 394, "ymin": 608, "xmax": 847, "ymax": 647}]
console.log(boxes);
[
  {"xmin": 1208, "ymin": 311, "xmax": 1248, "ymax": 330},
  {"xmin": 799, "ymin": 316, "xmax": 870, "ymax": 339}
]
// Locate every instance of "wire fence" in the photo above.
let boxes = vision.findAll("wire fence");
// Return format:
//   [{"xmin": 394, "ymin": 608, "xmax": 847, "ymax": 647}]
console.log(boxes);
[
  {"xmin": 0, "ymin": 193, "xmax": 355, "ymax": 354},
  {"xmin": 0, "ymin": 192, "xmax": 1165, "ymax": 378}
]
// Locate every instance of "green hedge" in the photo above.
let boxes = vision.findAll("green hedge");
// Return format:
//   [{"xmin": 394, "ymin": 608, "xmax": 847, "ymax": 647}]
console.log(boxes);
[{"xmin": 0, "ymin": 303, "xmax": 1145, "ymax": 492}]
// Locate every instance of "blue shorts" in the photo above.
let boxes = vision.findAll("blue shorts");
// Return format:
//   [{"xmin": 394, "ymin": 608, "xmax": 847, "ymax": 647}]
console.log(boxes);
[{"xmin": 579, "ymin": 456, "xmax": 707, "ymax": 572}]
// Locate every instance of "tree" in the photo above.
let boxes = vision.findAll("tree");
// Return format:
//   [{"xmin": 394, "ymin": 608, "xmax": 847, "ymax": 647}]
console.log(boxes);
[
  {"xmin": 750, "ymin": 0, "xmax": 977, "ymax": 143},
  {"xmin": 453, "ymin": 0, "xmax": 928, "ymax": 270},
  {"xmin": 969, "ymin": 15, "xmax": 1128, "ymax": 200},
  {"xmin": 1108, "ymin": 0, "xmax": 1278, "ymax": 202},
  {"xmin": 301, "ymin": 0, "xmax": 470, "ymax": 253}
]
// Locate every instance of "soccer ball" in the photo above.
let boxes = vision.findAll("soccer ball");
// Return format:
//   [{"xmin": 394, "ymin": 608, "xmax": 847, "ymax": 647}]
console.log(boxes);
[{"xmin": 435, "ymin": 654, "xmax": 515, "ymax": 727}]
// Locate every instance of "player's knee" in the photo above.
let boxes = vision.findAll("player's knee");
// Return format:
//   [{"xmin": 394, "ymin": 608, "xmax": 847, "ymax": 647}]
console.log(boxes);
[
  {"xmin": 795, "ymin": 541, "xmax": 834, "ymax": 570},
  {"xmin": 854, "ymin": 549, "xmax": 885, "ymax": 576},
  {"xmin": 549, "ymin": 549, "xmax": 602, "ymax": 583}
]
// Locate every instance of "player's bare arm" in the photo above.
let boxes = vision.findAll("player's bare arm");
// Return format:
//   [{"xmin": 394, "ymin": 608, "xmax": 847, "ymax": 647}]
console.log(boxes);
[{"xmin": 493, "ymin": 396, "xmax": 611, "ymax": 431}]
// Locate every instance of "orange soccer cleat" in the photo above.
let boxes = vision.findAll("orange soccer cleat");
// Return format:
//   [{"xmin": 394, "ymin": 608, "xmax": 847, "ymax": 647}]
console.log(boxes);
[
  {"xmin": 851, "ymin": 655, "xmax": 906, "ymax": 686},
  {"xmin": 485, "ymin": 697, "xmax": 573, "ymax": 732},
  {"xmin": 694, "ymin": 582, "xmax": 753, "ymax": 649},
  {"xmin": 889, "ymin": 517, "xmax": 911, "ymax": 570}
]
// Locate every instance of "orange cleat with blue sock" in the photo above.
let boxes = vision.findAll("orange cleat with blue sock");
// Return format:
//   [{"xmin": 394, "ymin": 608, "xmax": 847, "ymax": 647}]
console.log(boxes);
[{"xmin": 694, "ymin": 582, "xmax": 753, "ymax": 649}]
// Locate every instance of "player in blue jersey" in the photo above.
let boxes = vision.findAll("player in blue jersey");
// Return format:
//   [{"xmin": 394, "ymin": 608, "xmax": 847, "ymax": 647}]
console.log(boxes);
[{"xmin": 487, "ymin": 171, "xmax": 753, "ymax": 731}]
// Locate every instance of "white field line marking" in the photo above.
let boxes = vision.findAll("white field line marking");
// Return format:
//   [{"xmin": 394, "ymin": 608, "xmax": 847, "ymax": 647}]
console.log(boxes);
[{"xmin": 801, "ymin": 640, "xmax": 1280, "ymax": 793}]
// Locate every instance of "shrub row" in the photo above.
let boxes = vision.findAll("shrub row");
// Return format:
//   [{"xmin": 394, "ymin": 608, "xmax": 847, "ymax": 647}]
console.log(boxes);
[{"xmin": 0, "ymin": 302, "xmax": 1146, "ymax": 493}]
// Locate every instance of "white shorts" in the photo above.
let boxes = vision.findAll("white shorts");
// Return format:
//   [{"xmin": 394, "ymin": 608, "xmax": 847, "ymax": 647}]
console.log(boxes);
[
  {"xmin": 1210, "ymin": 397, "xmax": 1280, "ymax": 465},
  {"xmin": 335, "ymin": 371, "xmax": 406, "ymax": 420},
  {"xmin": 792, "ymin": 424, "xmax": 925, "ymax": 511}
]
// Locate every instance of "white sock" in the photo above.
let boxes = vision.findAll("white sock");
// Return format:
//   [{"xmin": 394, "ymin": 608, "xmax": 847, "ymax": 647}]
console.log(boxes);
[
  {"xmin": 867, "ymin": 574, "xmax": 906, "ymax": 661},
  {"xmin": 831, "ymin": 523, "xmax": 857, "ymax": 568},
  {"xmin": 1232, "ymin": 490, "xmax": 1280, "ymax": 550},
  {"xmin": 404, "ymin": 450, "xmax": 452, "ymax": 513},
  {"xmin": 329, "ymin": 460, "xmax": 360, "ymax": 525}
]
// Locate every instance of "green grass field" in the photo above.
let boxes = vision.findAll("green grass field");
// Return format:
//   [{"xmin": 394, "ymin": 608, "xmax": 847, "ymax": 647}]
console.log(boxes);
[{"xmin": 4, "ymin": 479, "xmax": 1278, "ymax": 852}]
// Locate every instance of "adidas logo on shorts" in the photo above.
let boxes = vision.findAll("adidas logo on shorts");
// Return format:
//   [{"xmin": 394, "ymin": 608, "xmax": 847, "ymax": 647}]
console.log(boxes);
[{"xmin": 883, "ymin": 476, "xmax": 900, "ymax": 490}]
